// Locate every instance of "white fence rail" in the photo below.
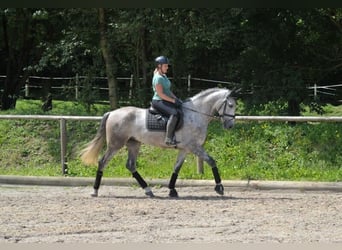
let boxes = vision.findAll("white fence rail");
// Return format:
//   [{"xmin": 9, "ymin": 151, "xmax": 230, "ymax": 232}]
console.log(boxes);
[{"xmin": 1, "ymin": 114, "xmax": 342, "ymax": 175}]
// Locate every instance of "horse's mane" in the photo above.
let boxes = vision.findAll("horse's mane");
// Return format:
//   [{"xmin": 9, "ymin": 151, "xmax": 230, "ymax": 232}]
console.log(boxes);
[{"xmin": 191, "ymin": 87, "xmax": 227, "ymax": 101}]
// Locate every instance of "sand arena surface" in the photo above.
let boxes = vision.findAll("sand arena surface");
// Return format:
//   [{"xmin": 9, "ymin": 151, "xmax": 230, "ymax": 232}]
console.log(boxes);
[{"xmin": 0, "ymin": 184, "xmax": 341, "ymax": 243}]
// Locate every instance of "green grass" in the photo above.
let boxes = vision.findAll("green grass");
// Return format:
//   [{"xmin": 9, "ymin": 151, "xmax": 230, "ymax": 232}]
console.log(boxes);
[{"xmin": 0, "ymin": 99, "xmax": 341, "ymax": 182}]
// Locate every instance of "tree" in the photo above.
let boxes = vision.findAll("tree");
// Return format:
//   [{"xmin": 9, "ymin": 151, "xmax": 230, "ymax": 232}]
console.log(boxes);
[
  {"xmin": 98, "ymin": 8, "xmax": 118, "ymax": 110},
  {"xmin": 0, "ymin": 8, "xmax": 67, "ymax": 110},
  {"xmin": 1, "ymin": 9, "xmax": 41, "ymax": 109},
  {"xmin": 233, "ymin": 8, "xmax": 342, "ymax": 115},
  {"xmin": 1, "ymin": 8, "xmax": 340, "ymax": 113}
]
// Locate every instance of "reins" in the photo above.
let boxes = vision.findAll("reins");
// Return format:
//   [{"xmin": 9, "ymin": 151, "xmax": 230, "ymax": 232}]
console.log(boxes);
[
  {"xmin": 182, "ymin": 106, "xmax": 220, "ymax": 119},
  {"xmin": 181, "ymin": 97, "xmax": 236, "ymax": 121}
]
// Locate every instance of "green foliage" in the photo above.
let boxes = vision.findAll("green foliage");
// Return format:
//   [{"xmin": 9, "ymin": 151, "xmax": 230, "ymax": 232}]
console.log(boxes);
[
  {"xmin": 76, "ymin": 71, "xmax": 102, "ymax": 112},
  {"xmin": 2, "ymin": 8, "xmax": 341, "ymax": 112},
  {"xmin": 205, "ymin": 121, "xmax": 341, "ymax": 181},
  {"xmin": 0, "ymin": 99, "xmax": 341, "ymax": 181}
]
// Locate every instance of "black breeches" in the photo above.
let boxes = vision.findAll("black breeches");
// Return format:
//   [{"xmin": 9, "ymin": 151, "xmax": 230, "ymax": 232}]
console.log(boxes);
[{"xmin": 152, "ymin": 100, "xmax": 179, "ymax": 117}]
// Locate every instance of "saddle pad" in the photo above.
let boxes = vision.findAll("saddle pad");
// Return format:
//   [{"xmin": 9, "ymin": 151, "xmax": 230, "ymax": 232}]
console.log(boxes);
[{"xmin": 146, "ymin": 110, "xmax": 167, "ymax": 131}]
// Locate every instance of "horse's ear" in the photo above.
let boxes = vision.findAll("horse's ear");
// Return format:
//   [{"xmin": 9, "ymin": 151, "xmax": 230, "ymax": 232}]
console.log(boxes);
[{"xmin": 229, "ymin": 87, "xmax": 241, "ymax": 96}]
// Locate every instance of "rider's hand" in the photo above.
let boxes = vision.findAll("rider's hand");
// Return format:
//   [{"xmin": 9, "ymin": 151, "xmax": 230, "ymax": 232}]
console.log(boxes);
[{"xmin": 174, "ymin": 98, "xmax": 183, "ymax": 108}]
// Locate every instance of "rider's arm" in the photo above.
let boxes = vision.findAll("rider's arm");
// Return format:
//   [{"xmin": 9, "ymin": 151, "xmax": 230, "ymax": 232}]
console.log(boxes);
[{"xmin": 155, "ymin": 83, "xmax": 177, "ymax": 103}]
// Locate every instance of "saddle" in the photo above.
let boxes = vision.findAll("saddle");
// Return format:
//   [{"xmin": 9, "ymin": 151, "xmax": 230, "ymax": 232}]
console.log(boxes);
[{"xmin": 146, "ymin": 106, "xmax": 183, "ymax": 132}]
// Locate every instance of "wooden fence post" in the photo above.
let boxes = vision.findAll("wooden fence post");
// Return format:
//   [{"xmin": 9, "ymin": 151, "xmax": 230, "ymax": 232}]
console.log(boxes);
[
  {"xmin": 197, "ymin": 157, "xmax": 204, "ymax": 174},
  {"xmin": 25, "ymin": 78, "xmax": 29, "ymax": 97},
  {"xmin": 186, "ymin": 74, "xmax": 205, "ymax": 173},
  {"xmin": 60, "ymin": 118, "xmax": 68, "ymax": 175},
  {"xmin": 75, "ymin": 73, "xmax": 79, "ymax": 100},
  {"xmin": 187, "ymin": 74, "xmax": 191, "ymax": 94},
  {"xmin": 129, "ymin": 74, "xmax": 133, "ymax": 99}
]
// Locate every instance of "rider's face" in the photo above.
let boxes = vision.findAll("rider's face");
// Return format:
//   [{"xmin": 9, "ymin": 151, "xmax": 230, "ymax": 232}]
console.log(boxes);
[{"xmin": 160, "ymin": 64, "xmax": 168, "ymax": 74}]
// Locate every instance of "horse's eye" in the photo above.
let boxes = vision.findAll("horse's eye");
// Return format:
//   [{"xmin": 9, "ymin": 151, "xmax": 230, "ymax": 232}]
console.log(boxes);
[{"xmin": 228, "ymin": 102, "xmax": 234, "ymax": 108}]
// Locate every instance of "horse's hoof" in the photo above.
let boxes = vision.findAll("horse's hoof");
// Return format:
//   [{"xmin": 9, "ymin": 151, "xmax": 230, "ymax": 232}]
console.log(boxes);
[
  {"xmin": 169, "ymin": 189, "xmax": 178, "ymax": 198},
  {"xmin": 145, "ymin": 191, "xmax": 154, "ymax": 197},
  {"xmin": 215, "ymin": 184, "xmax": 224, "ymax": 195},
  {"xmin": 144, "ymin": 187, "xmax": 154, "ymax": 197},
  {"xmin": 91, "ymin": 190, "xmax": 98, "ymax": 197}
]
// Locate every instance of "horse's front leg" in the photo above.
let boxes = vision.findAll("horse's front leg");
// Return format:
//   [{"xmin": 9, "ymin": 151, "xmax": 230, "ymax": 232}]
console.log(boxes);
[
  {"xmin": 168, "ymin": 150, "xmax": 187, "ymax": 198},
  {"xmin": 193, "ymin": 147, "xmax": 224, "ymax": 195}
]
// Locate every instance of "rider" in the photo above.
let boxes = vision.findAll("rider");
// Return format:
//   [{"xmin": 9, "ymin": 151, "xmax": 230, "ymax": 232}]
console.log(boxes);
[{"xmin": 151, "ymin": 55, "xmax": 183, "ymax": 146}]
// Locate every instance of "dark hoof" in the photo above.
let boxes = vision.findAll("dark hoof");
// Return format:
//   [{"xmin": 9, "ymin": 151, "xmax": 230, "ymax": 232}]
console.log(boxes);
[
  {"xmin": 144, "ymin": 187, "xmax": 154, "ymax": 198},
  {"xmin": 145, "ymin": 190, "xmax": 155, "ymax": 198},
  {"xmin": 91, "ymin": 191, "xmax": 98, "ymax": 197},
  {"xmin": 169, "ymin": 189, "xmax": 178, "ymax": 198},
  {"xmin": 215, "ymin": 184, "xmax": 224, "ymax": 195}
]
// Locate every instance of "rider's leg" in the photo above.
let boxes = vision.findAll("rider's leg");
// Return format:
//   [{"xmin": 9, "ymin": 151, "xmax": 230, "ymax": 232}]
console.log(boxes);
[
  {"xmin": 165, "ymin": 114, "xmax": 179, "ymax": 145},
  {"xmin": 151, "ymin": 100, "xmax": 180, "ymax": 146}
]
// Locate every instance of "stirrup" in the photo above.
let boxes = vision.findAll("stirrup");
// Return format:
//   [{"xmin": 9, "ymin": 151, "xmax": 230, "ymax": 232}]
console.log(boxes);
[{"xmin": 165, "ymin": 137, "xmax": 178, "ymax": 146}]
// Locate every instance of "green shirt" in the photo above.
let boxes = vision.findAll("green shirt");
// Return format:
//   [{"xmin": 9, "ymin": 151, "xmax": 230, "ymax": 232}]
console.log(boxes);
[{"xmin": 152, "ymin": 73, "xmax": 172, "ymax": 100}]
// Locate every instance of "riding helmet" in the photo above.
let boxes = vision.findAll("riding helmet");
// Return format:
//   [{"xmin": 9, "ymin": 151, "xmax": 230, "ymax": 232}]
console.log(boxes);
[{"xmin": 155, "ymin": 56, "xmax": 170, "ymax": 65}]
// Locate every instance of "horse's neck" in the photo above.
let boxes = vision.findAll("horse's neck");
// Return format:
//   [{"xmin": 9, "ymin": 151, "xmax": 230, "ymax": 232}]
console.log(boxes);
[{"xmin": 191, "ymin": 91, "xmax": 225, "ymax": 116}]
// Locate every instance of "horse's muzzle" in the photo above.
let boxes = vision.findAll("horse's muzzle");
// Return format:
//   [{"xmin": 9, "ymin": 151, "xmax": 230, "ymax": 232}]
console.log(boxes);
[{"xmin": 223, "ymin": 119, "xmax": 235, "ymax": 129}]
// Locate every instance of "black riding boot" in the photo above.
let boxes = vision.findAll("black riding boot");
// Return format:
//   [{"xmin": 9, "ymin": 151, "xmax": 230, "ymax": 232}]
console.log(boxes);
[{"xmin": 165, "ymin": 114, "xmax": 178, "ymax": 145}]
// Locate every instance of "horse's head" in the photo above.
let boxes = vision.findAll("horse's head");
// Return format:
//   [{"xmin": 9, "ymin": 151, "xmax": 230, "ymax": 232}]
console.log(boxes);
[{"xmin": 216, "ymin": 90, "xmax": 237, "ymax": 129}]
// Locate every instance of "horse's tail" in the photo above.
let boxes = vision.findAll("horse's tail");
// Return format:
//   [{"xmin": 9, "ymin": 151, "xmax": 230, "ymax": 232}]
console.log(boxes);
[{"xmin": 80, "ymin": 112, "xmax": 110, "ymax": 166}]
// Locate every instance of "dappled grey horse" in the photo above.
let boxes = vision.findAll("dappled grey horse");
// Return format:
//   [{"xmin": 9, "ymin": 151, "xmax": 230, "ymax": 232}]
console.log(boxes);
[{"xmin": 80, "ymin": 87, "xmax": 237, "ymax": 197}]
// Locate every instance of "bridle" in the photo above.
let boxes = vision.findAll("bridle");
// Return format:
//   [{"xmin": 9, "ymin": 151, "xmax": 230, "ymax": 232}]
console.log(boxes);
[
  {"xmin": 215, "ymin": 95, "xmax": 236, "ymax": 120},
  {"xmin": 182, "ymin": 94, "xmax": 236, "ymax": 121}
]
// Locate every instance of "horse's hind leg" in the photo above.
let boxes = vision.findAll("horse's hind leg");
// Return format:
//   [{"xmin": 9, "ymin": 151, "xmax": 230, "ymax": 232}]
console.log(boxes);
[
  {"xmin": 125, "ymin": 139, "xmax": 154, "ymax": 197},
  {"xmin": 92, "ymin": 146, "xmax": 120, "ymax": 197},
  {"xmin": 168, "ymin": 150, "xmax": 187, "ymax": 198}
]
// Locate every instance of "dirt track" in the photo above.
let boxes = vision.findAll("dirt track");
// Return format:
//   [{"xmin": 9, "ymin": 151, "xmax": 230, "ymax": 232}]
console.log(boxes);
[{"xmin": 0, "ymin": 184, "xmax": 341, "ymax": 243}]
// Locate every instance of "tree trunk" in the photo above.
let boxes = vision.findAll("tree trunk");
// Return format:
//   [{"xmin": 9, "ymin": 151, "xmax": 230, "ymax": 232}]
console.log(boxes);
[
  {"xmin": 98, "ymin": 8, "xmax": 117, "ymax": 110},
  {"xmin": 287, "ymin": 99, "xmax": 300, "ymax": 125},
  {"xmin": 140, "ymin": 26, "xmax": 148, "ymax": 89},
  {"xmin": 139, "ymin": 25, "xmax": 150, "ymax": 105},
  {"xmin": 1, "ymin": 9, "xmax": 32, "ymax": 110}
]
